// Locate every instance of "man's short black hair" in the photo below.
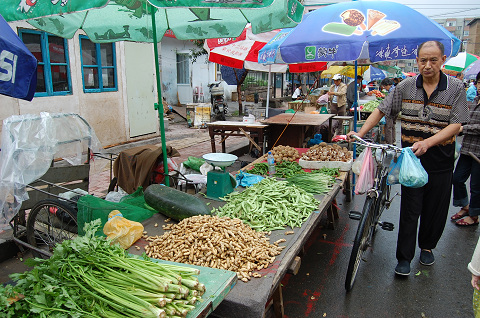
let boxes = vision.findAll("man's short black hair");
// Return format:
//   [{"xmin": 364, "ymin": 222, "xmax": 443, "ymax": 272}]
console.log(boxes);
[
  {"xmin": 381, "ymin": 78, "xmax": 394, "ymax": 87},
  {"xmin": 357, "ymin": 75, "xmax": 363, "ymax": 80},
  {"xmin": 418, "ymin": 40, "xmax": 445, "ymax": 56},
  {"xmin": 476, "ymin": 71, "xmax": 480, "ymax": 84}
]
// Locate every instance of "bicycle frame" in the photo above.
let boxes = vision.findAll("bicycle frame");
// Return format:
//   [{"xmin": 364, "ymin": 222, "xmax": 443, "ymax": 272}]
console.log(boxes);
[{"xmin": 345, "ymin": 136, "xmax": 402, "ymax": 291}]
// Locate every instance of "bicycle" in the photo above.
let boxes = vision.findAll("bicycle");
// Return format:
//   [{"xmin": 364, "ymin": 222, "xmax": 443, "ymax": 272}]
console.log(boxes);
[{"xmin": 345, "ymin": 135, "xmax": 402, "ymax": 292}]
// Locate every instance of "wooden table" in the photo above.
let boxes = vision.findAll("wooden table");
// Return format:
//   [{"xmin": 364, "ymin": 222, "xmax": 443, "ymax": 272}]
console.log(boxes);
[
  {"xmin": 207, "ymin": 121, "xmax": 269, "ymax": 155},
  {"xmin": 261, "ymin": 113, "xmax": 334, "ymax": 148},
  {"xmin": 130, "ymin": 154, "xmax": 352, "ymax": 318},
  {"xmin": 211, "ymin": 168, "xmax": 350, "ymax": 318}
]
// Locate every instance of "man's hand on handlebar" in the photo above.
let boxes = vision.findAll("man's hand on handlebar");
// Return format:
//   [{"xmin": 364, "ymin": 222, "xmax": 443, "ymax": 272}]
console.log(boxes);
[{"xmin": 346, "ymin": 131, "xmax": 362, "ymax": 142}]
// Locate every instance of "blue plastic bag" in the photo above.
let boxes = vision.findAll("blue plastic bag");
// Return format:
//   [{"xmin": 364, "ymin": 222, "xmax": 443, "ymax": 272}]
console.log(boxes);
[
  {"xmin": 235, "ymin": 171, "xmax": 264, "ymax": 187},
  {"xmin": 387, "ymin": 152, "xmax": 403, "ymax": 186},
  {"xmin": 399, "ymin": 147, "xmax": 428, "ymax": 188},
  {"xmin": 454, "ymin": 141, "xmax": 461, "ymax": 160}
]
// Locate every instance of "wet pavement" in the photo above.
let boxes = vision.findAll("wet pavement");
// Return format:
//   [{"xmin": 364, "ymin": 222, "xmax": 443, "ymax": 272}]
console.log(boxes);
[{"xmin": 281, "ymin": 184, "xmax": 476, "ymax": 318}]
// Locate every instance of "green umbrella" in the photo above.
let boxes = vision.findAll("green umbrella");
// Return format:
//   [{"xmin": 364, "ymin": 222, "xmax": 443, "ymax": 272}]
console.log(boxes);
[
  {"xmin": 1, "ymin": 0, "xmax": 304, "ymax": 186},
  {"xmin": 2, "ymin": 0, "xmax": 303, "ymax": 41}
]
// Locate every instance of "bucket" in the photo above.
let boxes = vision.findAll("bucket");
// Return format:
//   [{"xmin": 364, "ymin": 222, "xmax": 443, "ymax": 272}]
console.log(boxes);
[{"xmin": 243, "ymin": 114, "xmax": 255, "ymax": 124}]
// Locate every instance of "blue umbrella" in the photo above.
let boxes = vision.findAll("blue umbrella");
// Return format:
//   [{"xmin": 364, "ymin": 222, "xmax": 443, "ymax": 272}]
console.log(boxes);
[
  {"xmin": 363, "ymin": 66, "xmax": 387, "ymax": 82},
  {"xmin": 0, "ymin": 14, "xmax": 37, "ymax": 101},
  {"xmin": 258, "ymin": 1, "xmax": 460, "ymax": 196},
  {"xmin": 465, "ymin": 60, "xmax": 480, "ymax": 81},
  {"xmin": 263, "ymin": 1, "xmax": 460, "ymax": 64}
]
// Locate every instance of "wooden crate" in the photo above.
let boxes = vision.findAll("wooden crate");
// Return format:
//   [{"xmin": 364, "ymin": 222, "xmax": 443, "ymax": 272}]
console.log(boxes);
[
  {"xmin": 288, "ymin": 101, "xmax": 311, "ymax": 111},
  {"xmin": 306, "ymin": 95, "xmax": 319, "ymax": 104},
  {"xmin": 245, "ymin": 94, "xmax": 255, "ymax": 102}
]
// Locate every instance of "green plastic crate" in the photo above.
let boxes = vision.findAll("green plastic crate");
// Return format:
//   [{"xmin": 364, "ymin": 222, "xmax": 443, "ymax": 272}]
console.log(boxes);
[{"xmin": 77, "ymin": 195, "xmax": 155, "ymax": 236}]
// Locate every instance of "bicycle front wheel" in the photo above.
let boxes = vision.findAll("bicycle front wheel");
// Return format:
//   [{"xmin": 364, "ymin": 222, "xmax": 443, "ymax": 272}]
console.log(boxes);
[
  {"xmin": 345, "ymin": 196, "xmax": 376, "ymax": 292},
  {"xmin": 26, "ymin": 199, "xmax": 78, "ymax": 259}
]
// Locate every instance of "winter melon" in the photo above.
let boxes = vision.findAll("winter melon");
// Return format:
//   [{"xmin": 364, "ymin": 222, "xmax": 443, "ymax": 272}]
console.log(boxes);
[{"xmin": 144, "ymin": 184, "xmax": 211, "ymax": 221}]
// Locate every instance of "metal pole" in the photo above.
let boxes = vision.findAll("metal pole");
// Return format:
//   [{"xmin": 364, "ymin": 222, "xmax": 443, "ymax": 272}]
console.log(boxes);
[
  {"xmin": 150, "ymin": 3, "xmax": 169, "ymax": 186},
  {"xmin": 352, "ymin": 60, "xmax": 358, "ymax": 196},
  {"xmin": 266, "ymin": 65, "xmax": 271, "ymax": 118}
]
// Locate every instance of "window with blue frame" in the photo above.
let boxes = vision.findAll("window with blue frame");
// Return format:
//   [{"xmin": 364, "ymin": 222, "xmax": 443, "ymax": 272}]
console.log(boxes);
[
  {"xmin": 79, "ymin": 36, "xmax": 117, "ymax": 93},
  {"xmin": 176, "ymin": 53, "xmax": 189, "ymax": 84},
  {"xmin": 20, "ymin": 29, "xmax": 72, "ymax": 96}
]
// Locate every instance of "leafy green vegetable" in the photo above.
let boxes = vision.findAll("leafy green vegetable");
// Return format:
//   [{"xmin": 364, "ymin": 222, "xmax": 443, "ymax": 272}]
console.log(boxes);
[
  {"xmin": 273, "ymin": 160, "xmax": 304, "ymax": 178},
  {"xmin": 1, "ymin": 220, "xmax": 204, "ymax": 318},
  {"xmin": 361, "ymin": 100, "xmax": 381, "ymax": 112}
]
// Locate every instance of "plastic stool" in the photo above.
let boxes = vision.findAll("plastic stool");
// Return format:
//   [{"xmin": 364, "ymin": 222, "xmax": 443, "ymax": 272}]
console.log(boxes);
[{"xmin": 193, "ymin": 86, "xmax": 204, "ymax": 103}]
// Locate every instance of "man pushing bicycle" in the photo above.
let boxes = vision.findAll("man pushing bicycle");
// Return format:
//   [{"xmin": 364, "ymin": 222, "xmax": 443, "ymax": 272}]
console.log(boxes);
[{"xmin": 347, "ymin": 40, "xmax": 468, "ymax": 276}]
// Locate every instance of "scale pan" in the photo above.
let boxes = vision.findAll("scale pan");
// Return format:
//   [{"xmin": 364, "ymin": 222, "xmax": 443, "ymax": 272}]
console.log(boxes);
[{"xmin": 202, "ymin": 153, "xmax": 238, "ymax": 167}]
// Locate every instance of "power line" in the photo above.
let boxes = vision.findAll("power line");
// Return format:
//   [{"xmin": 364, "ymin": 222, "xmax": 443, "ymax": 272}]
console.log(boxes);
[{"xmin": 429, "ymin": 8, "xmax": 480, "ymax": 18}]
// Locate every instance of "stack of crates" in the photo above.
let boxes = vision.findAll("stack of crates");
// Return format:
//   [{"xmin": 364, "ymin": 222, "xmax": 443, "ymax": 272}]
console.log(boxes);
[{"xmin": 355, "ymin": 120, "xmax": 384, "ymax": 143}]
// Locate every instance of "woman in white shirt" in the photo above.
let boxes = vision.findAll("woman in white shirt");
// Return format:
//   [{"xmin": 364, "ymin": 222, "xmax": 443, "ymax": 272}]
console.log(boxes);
[{"xmin": 292, "ymin": 84, "xmax": 302, "ymax": 100}]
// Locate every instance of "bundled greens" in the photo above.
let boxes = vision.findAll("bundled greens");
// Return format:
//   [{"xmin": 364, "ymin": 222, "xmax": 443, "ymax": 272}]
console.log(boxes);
[
  {"xmin": 0, "ymin": 220, "xmax": 204, "ymax": 318},
  {"xmin": 286, "ymin": 173, "xmax": 335, "ymax": 195},
  {"xmin": 213, "ymin": 178, "xmax": 320, "ymax": 231},
  {"xmin": 311, "ymin": 167, "xmax": 340, "ymax": 177}
]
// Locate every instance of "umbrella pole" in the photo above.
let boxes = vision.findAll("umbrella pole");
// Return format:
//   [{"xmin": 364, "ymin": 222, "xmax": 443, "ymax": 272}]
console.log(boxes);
[
  {"xmin": 352, "ymin": 60, "xmax": 358, "ymax": 196},
  {"xmin": 150, "ymin": 3, "xmax": 170, "ymax": 187},
  {"xmin": 266, "ymin": 65, "xmax": 271, "ymax": 118}
]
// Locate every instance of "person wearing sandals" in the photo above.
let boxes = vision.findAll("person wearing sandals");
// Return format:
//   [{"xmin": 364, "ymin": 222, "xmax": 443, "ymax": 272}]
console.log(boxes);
[{"xmin": 452, "ymin": 72, "xmax": 480, "ymax": 226}]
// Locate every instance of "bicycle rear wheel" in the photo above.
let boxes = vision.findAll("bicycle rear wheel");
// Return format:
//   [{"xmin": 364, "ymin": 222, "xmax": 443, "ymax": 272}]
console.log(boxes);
[
  {"xmin": 345, "ymin": 196, "xmax": 376, "ymax": 291},
  {"xmin": 26, "ymin": 199, "xmax": 78, "ymax": 259}
]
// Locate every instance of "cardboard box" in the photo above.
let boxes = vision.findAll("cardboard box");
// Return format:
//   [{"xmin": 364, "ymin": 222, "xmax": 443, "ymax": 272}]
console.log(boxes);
[
  {"xmin": 231, "ymin": 91, "xmax": 238, "ymax": 101},
  {"xmin": 245, "ymin": 94, "xmax": 255, "ymax": 102},
  {"xmin": 186, "ymin": 103, "xmax": 211, "ymax": 128}
]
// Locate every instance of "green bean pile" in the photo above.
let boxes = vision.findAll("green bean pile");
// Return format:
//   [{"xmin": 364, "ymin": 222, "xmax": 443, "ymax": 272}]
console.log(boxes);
[{"xmin": 212, "ymin": 178, "xmax": 320, "ymax": 231}]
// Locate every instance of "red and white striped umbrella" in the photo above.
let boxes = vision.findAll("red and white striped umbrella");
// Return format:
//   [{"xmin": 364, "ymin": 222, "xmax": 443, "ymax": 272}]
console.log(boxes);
[
  {"xmin": 205, "ymin": 26, "xmax": 287, "ymax": 72},
  {"xmin": 205, "ymin": 25, "xmax": 326, "ymax": 73}
]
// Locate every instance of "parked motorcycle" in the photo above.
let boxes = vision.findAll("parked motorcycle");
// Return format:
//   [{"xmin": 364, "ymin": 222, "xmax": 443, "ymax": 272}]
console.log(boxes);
[{"xmin": 208, "ymin": 82, "xmax": 227, "ymax": 121}]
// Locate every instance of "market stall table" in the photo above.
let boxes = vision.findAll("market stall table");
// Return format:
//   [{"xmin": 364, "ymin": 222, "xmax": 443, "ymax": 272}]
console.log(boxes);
[
  {"xmin": 129, "ymin": 154, "xmax": 351, "ymax": 318},
  {"xmin": 261, "ymin": 113, "xmax": 334, "ymax": 148},
  {"xmin": 207, "ymin": 121, "xmax": 268, "ymax": 155}
]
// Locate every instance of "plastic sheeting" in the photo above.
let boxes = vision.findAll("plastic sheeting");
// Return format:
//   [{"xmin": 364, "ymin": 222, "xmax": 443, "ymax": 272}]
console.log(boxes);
[{"xmin": 0, "ymin": 112, "xmax": 105, "ymax": 230}]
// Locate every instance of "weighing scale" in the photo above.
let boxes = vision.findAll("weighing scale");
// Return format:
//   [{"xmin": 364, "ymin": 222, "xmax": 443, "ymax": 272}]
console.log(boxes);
[{"xmin": 202, "ymin": 153, "xmax": 238, "ymax": 200}]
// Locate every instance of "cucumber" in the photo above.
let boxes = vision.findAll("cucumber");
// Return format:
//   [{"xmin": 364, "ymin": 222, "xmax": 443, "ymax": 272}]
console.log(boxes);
[{"xmin": 144, "ymin": 184, "xmax": 211, "ymax": 221}]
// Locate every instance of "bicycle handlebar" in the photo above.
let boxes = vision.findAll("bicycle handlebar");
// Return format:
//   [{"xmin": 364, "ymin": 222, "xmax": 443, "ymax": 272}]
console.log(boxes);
[{"xmin": 352, "ymin": 134, "xmax": 402, "ymax": 153}]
